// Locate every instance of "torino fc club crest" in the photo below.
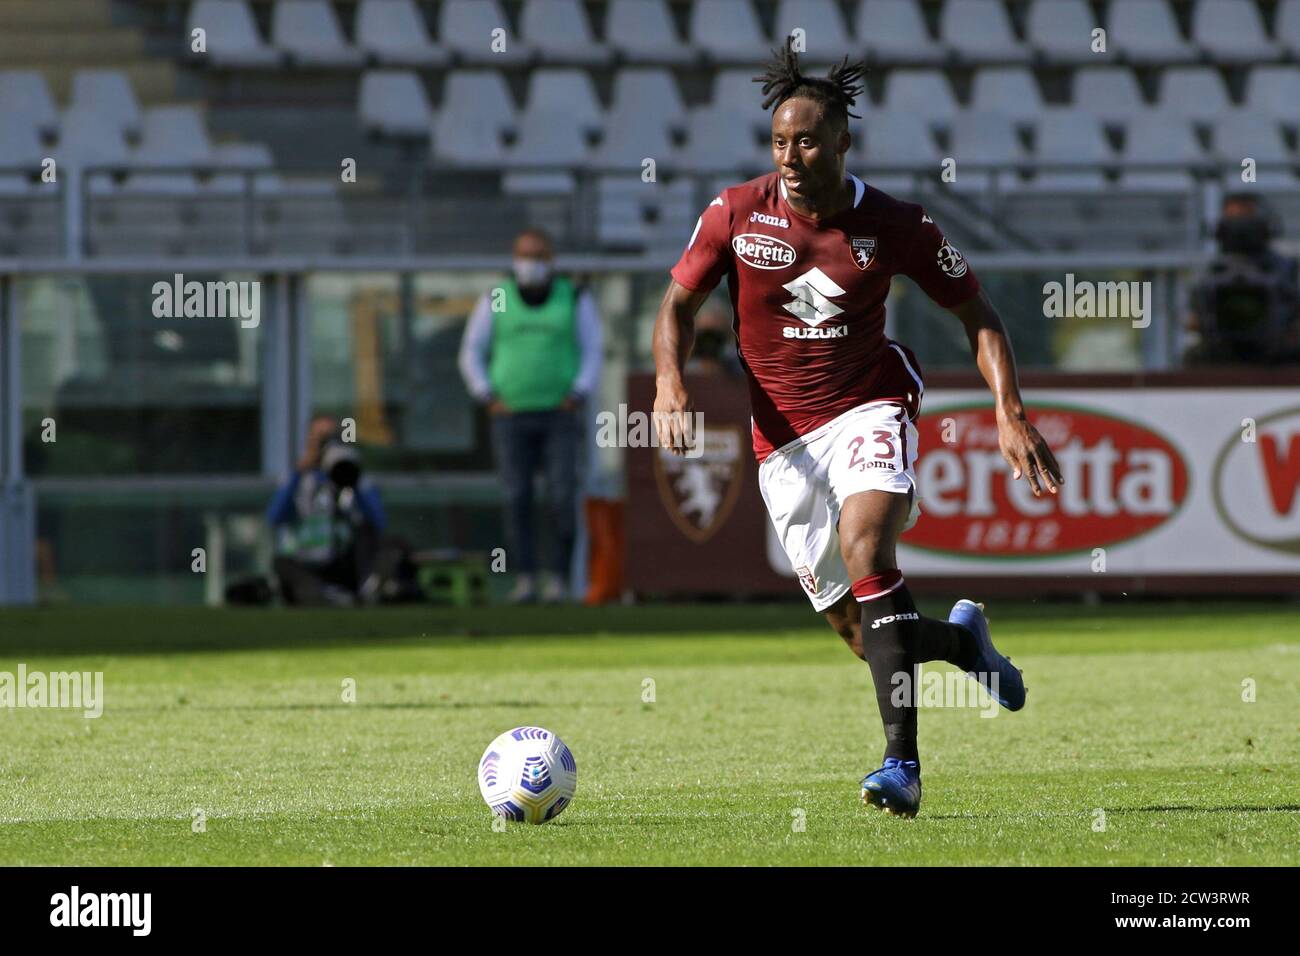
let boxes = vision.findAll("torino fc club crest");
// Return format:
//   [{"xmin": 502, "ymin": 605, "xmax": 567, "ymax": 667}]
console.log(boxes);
[
  {"xmin": 654, "ymin": 426, "xmax": 745, "ymax": 543},
  {"xmin": 850, "ymin": 236, "xmax": 877, "ymax": 270}
]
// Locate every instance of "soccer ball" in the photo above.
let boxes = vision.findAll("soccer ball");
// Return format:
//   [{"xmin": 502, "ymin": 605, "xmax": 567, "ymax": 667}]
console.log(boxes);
[{"xmin": 477, "ymin": 726, "xmax": 577, "ymax": 824}]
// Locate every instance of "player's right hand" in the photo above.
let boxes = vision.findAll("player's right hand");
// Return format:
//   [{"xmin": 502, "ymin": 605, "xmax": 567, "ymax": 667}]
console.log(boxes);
[{"xmin": 653, "ymin": 378, "xmax": 695, "ymax": 456}]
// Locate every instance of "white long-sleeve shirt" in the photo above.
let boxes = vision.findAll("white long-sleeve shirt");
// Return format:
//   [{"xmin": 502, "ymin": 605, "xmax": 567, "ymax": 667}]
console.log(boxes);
[{"xmin": 457, "ymin": 284, "xmax": 604, "ymax": 404}]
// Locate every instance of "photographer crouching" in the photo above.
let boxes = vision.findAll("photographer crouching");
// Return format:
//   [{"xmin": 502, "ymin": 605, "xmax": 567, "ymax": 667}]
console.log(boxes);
[
  {"xmin": 267, "ymin": 415, "xmax": 388, "ymax": 606},
  {"xmin": 1184, "ymin": 193, "xmax": 1300, "ymax": 365}
]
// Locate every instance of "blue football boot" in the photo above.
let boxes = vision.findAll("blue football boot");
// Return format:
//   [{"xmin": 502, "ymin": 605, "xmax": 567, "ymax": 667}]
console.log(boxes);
[
  {"xmin": 860, "ymin": 757, "xmax": 922, "ymax": 818},
  {"xmin": 949, "ymin": 599, "xmax": 1026, "ymax": 711}
]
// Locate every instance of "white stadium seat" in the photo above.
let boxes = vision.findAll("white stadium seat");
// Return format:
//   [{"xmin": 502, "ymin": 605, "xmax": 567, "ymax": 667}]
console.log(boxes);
[
  {"xmin": 773, "ymin": 0, "xmax": 861, "ymax": 64},
  {"xmin": 520, "ymin": 0, "xmax": 614, "ymax": 65},
  {"xmin": 272, "ymin": 0, "xmax": 364, "ymax": 66},
  {"xmin": 592, "ymin": 107, "xmax": 678, "ymax": 170},
  {"xmin": 1157, "ymin": 67, "xmax": 1232, "ymax": 121},
  {"xmin": 1109, "ymin": 0, "xmax": 1195, "ymax": 64},
  {"xmin": 440, "ymin": 0, "xmax": 535, "ymax": 64},
  {"xmin": 57, "ymin": 108, "xmax": 132, "ymax": 166},
  {"xmin": 133, "ymin": 106, "xmax": 215, "ymax": 167},
  {"xmin": 1118, "ymin": 114, "xmax": 1200, "ymax": 191},
  {"xmin": 359, "ymin": 70, "xmax": 433, "ymax": 138},
  {"xmin": 606, "ymin": 0, "xmax": 694, "ymax": 65},
  {"xmin": 947, "ymin": 112, "xmax": 1026, "ymax": 193},
  {"xmin": 1072, "ymin": 68, "xmax": 1148, "ymax": 122},
  {"xmin": 680, "ymin": 106, "xmax": 765, "ymax": 173},
  {"xmin": 856, "ymin": 110, "xmax": 940, "ymax": 170},
  {"xmin": 356, "ymin": 0, "xmax": 450, "ymax": 67},
  {"xmin": 881, "ymin": 69, "xmax": 959, "ymax": 121},
  {"xmin": 856, "ymin": 0, "xmax": 947, "ymax": 64},
  {"xmin": 526, "ymin": 69, "xmax": 604, "ymax": 135},
  {"xmin": 70, "ymin": 71, "xmax": 143, "ymax": 141},
  {"xmin": 1025, "ymin": 110, "xmax": 1112, "ymax": 192},
  {"xmin": 0, "ymin": 72, "xmax": 59, "ymax": 137},
  {"xmin": 1191, "ymin": 0, "xmax": 1281, "ymax": 63},
  {"xmin": 1245, "ymin": 65, "xmax": 1300, "ymax": 119},
  {"xmin": 1026, "ymin": 0, "xmax": 1106, "ymax": 64},
  {"xmin": 941, "ymin": 0, "xmax": 1030, "ymax": 63},
  {"xmin": 439, "ymin": 70, "xmax": 517, "ymax": 136},
  {"xmin": 188, "ymin": 0, "xmax": 282, "ymax": 67},
  {"xmin": 610, "ymin": 69, "xmax": 686, "ymax": 139},
  {"xmin": 690, "ymin": 0, "xmax": 769, "ymax": 65},
  {"xmin": 971, "ymin": 68, "xmax": 1044, "ymax": 124},
  {"xmin": 711, "ymin": 69, "xmax": 777, "ymax": 137},
  {"xmin": 503, "ymin": 109, "xmax": 592, "ymax": 170}
]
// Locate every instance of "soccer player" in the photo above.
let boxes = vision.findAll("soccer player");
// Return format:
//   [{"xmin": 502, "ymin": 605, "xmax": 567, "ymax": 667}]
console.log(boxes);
[{"xmin": 652, "ymin": 42, "xmax": 1064, "ymax": 818}]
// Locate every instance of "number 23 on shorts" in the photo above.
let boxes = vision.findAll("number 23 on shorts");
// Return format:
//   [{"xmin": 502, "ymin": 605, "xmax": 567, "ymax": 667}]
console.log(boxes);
[{"xmin": 846, "ymin": 428, "xmax": 899, "ymax": 472}]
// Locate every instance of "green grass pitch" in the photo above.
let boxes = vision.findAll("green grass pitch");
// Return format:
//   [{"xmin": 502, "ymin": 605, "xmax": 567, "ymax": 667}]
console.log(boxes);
[{"xmin": 0, "ymin": 601, "xmax": 1296, "ymax": 866}]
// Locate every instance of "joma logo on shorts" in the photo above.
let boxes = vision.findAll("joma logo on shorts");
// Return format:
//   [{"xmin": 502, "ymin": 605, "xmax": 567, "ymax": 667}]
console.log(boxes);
[
  {"xmin": 749, "ymin": 211, "xmax": 789, "ymax": 228},
  {"xmin": 783, "ymin": 325, "xmax": 848, "ymax": 338},
  {"xmin": 871, "ymin": 612, "xmax": 919, "ymax": 630}
]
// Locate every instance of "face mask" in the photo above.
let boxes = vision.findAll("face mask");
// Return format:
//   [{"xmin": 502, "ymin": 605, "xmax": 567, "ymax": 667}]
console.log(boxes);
[{"xmin": 512, "ymin": 258, "xmax": 552, "ymax": 287}]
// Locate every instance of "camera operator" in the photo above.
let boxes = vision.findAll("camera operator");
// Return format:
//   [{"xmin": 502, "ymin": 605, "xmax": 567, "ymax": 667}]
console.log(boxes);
[
  {"xmin": 267, "ymin": 415, "xmax": 387, "ymax": 606},
  {"xmin": 1185, "ymin": 194, "xmax": 1300, "ymax": 365}
]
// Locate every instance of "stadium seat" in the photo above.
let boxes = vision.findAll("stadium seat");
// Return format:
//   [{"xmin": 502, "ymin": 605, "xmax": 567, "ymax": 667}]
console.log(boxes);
[
  {"xmin": 56, "ymin": 108, "xmax": 132, "ymax": 167},
  {"xmin": 188, "ymin": 0, "xmax": 282, "ymax": 68},
  {"xmin": 1212, "ymin": 114, "xmax": 1296, "ymax": 188},
  {"xmin": 592, "ymin": 105, "xmax": 678, "ymax": 170},
  {"xmin": 881, "ymin": 69, "xmax": 959, "ymax": 121},
  {"xmin": 1278, "ymin": 0, "xmax": 1300, "ymax": 57},
  {"xmin": 359, "ymin": 70, "xmax": 433, "ymax": 139},
  {"xmin": 520, "ymin": 0, "xmax": 614, "ymax": 65},
  {"xmin": 941, "ymin": 0, "xmax": 1030, "ymax": 63},
  {"xmin": 606, "ymin": 0, "xmax": 695, "ymax": 65},
  {"xmin": 690, "ymin": 0, "xmax": 769, "ymax": 65},
  {"xmin": 1157, "ymin": 67, "xmax": 1232, "ymax": 121},
  {"xmin": 272, "ymin": 0, "xmax": 364, "ymax": 66},
  {"xmin": 711, "ymin": 69, "xmax": 777, "ymax": 137},
  {"xmin": 0, "ymin": 112, "xmax": 45, "ymax": 169},
  {"xmin": 205, "ymin": 141, "xmax": 277, "ymax": 194},
  {"xmin": 438, "ymin": 70, "xmax": 517, "ymax": 137},
  {"xmin": 610, "ymin": 69, "xmax": 686, "ymax": 140},
  {"xmin": 133, "ymin": 106, "xmax": 216, "ymax": 168},
  {"xmin": 503, "ymin": 109, "xmax": 593, "ymax": 171},
  {"xmin": 441, "ymin": 0, "xmax": 535, "ymax": 65},
  {"xmin": 1026, "ymin": 0, "xmax": 1106, "ymax": 63},
  {"xmin": 1072, "ymin": 67, "xmax": 1148, "ymax": 122},
  {"xmin": 1109, "ymin": 0, "xmax": 1195, "ymax": 64},
  {"xmin": 1117, "ymin": 114, "xmax": 1200, "ymax": 191},
  {"xmin": 0, "ymin": 72, "xmax": 59, "ymax": 138},
  {"xmin": 1191, "ymin": 0, "xmax": 1280, "ymax": 63},
  {"xmin": 356, "ymin": 0, "xmax": 450, "ymax": 67},
  {"xmin": 1245, "ymin": 66, "xmax": 1300, "ymax": 119},
  {"xmin": 1024, "ymin": 110, "xmax": 1113, "ymax": 192},
  {"xmin": 971, "ymin": 68, "xmax": 1044, "ymax": 123},
  {"xmin": 856, "ymin": 0, "xmax": 947, "ymax": 64},
  {"xmin": 70, "ymin": 71, "xmax": 143, "ymax": 141},
  {"xmin": 772, "ymin": 0, "xmax": 861, "ymax": 64},
  {"xmin": 525, "ymin": 69, "xmax": 605, "ymax": 136},
  {"xmin": 855, "ymin": 110, "xmax": 939, "ymax": 192},
  {"xmin": 680, "ymin": 106, "xmax": 766, "ymax": 173},
  {"xmin": 946, "ymin": 112, "xmax": 1026, "ymax": 193}
]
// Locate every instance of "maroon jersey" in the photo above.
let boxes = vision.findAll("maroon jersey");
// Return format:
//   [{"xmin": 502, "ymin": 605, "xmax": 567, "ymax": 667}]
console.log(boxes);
[{"xmin": 670, "ymin": 171, "xmax": 980, "ymax": 462}]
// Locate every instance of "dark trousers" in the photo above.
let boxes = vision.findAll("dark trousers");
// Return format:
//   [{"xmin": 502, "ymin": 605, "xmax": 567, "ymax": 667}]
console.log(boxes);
[{"xmin": 490, "ymin": 408, "xmax": 579, "ymax": 578}]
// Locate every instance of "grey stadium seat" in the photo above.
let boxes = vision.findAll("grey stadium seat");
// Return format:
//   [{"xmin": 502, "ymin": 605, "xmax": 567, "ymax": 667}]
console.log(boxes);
[
  {"xmin": 690, "ymin": 0, "xmax": 769, "ymax": 65},
  {"xmin": 855, "ymin": 110, "xmax": 939, "ymax": 192},
  {"xmin": 1118, "ymin": 114, "xmax": 1200, "ymax": 191},
  {"xmin": 711, "ymin": 69, "xmax": 776, "ymax": 137},
  {"xmin": 1026, "ymin": 0, "xmax": 1107, "ymax": 64},
  {"xmin": 856, "ymin": 0, "xmax": 947, "ymax": 64},
  {"xmin": 1191, "ymin": 0, "xmax": 1281, "ymax": 64},
  {"xmin": 971, "ymin": 68, "xmax": 1044, "ymax": 124},
  {"xmin": 1157, "ymin": 67, "xmax": 1232, "ymax": 121},
  {"xmin": 941, "ymin": 0, "xmax": 1030, "ymax": 63},
  {"xmin": 356, "ymin": 0, "xmax": 450, "ymax": 67},
  {"xmin": 606, "ymin": 0, "xmax": 694, "ymax": 65},
  {"xmin": 0, "ymin": 111, "xmax": 45, "ymax": 169},
  {"xmin": 520, "ymin": 0, "xmax": 614, "ymax": 65},
  {"xmin": 359, "ymin": 70, "xmax": 432, "ymax": 138},
  {"xmin": 441, "ymin": 0, "xmax": 535, "ymax": 65},
  {"xmin": 133, "ymin": 106, "xmax": 215, "ymax": 167},
  {"xmin": 592, "ymin": 107, "xmax": 678, "ymax": 170},
  {"xmin": 1245, "ymin": 66, "xmax": 1300, "ymax": 119},
  {"xmin": 1212, "ymin": 114, "xmax": 1297, "ymax": 188},
  {"xmin": 56, "ymin": 108, "xmax": 132, "ymax": 167},
  {"xmin": 1024, "ymin": 110, "xmax": 1112, "ymax": 192},
  {"xmin": 610, "ymin": 69, "xmax": 686, "ymax": 140},
  {"xmin": 773, "ymin": 0, "xmax": 861, "ymax": 64},
  {"xmin": 439, "ymin": 70, "xmax": 517, "ymax": 138},
  {"xmin": 503, "ymin": 109, "xmax": 592, "ymax": 170},
  {"xmin": 946, "ymin": 112, "xmax": 1026, "ymax": 194},
  {"xmin": 1109, "ymin": 0, "xmax": 1195, "ymax": 64},
  {"xmin": 680, "ymin": 106, "xmax": 766, "ymax": 173},
  {"xmin": 1072, "ymin": 67, "xmax": 1148, "ymax": 122},
  {"xmin": 188, "ymin": 0, "xmax": 282, "ymax": 67},
  {"xmin": 272, "ymin": 0, "xmax": 364, "ymax": 66},
  {"xmin": 70, "ymin": 71, "xmax": 143, "ymax": 141},
  {"xmin": 526, "ymin": 69, "xmax": 604, "ymax": 135},
  {"xmin": 881, "ymin": 69, "xmax": 959, "ymax": 121},
  {"xmin": 1278, "ymin": 0, "xmax": 1300, "ymax": 57},
  {"xmin": 0, "ymin": 72, "xmax": 59, "ymax": 137}
]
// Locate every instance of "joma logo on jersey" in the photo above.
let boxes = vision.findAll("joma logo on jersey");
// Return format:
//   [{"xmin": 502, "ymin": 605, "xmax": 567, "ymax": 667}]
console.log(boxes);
[
  {"xmin": 732, "ymin": 233, "xmax": 797, "ymax": 270},
  {"xmin": 781, "ymin": 267, "xmax": 849, "ymax": 338},
  {"xmin": 749, "ymin": 211, "xmax": 789, "ymax": 228}
]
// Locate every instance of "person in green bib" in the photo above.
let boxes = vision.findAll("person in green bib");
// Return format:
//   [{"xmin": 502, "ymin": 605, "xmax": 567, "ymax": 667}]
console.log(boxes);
[{"xmin": 458, "ymin": 228, "xmax": 603, "ymax": 604}]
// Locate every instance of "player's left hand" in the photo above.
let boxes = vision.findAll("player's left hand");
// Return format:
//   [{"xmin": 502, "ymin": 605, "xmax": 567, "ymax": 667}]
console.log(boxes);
[{"xmin": 996, "ymin": 412, "xmax": 1063, "ymax": 497}]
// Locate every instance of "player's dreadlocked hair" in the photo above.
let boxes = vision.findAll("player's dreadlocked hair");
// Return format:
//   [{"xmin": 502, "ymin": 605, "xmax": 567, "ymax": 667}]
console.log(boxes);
[{"xmin": 754, "ymin": 36, "xmax": 866, "ymax": 131}]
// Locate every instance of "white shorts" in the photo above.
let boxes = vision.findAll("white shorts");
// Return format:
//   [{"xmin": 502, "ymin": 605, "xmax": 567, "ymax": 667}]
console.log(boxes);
[{"xmin": 758, "ymin": 401, "xmax": 920, "ymax": 612}]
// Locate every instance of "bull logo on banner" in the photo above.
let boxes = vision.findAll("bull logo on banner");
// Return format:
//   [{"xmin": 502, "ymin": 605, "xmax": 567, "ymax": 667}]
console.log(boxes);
[{"xmin": 653, "ymin": 425, "xmax": 746, "ymax": 543}]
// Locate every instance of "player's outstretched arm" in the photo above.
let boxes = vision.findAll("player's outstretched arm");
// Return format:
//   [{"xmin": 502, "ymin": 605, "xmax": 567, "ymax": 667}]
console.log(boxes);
[
  {"xmin": 949, "ymin": 289, "xmax": 1064, "ymax": 497},
  {"xmin": 652, "ymin": 280, "xmax": 711, "ymax": 456}
]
